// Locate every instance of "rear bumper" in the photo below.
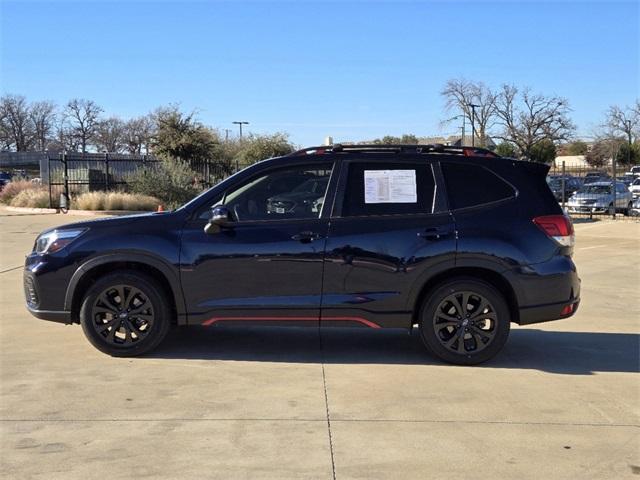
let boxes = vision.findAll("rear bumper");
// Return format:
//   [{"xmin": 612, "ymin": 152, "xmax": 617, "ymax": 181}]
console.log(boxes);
[
  {"xmin": 504, "ymin": 255, "xmax": 581, "ymax": 325},
  {"xmin": 518, "ymin": 298, "xmax": 580, "ymax": 325}
]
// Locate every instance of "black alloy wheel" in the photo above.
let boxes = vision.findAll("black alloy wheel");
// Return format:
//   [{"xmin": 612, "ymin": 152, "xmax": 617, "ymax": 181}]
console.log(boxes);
[
  {"xmin": 419, "ymin": 278, "xmax": 510, "ymax": 365},
  {"xmin": 80, "ymin": 271, "xmax": 170, "ymax": 356}
]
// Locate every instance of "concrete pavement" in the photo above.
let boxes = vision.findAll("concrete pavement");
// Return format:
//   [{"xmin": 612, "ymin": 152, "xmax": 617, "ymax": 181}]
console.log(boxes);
[{"xmin": 1, "ymin": 211, "xmax": 638, "ymax": 479}]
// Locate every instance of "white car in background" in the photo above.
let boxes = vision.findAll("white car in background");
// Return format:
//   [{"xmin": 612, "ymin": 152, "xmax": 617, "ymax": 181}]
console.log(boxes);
[
  {"xmin": 629, "ymin": 177, "xmax": 640, "ymax": 198},
  {"xmin": 625, "ymin": 165, "xmax": 640, "ymax": 177}
]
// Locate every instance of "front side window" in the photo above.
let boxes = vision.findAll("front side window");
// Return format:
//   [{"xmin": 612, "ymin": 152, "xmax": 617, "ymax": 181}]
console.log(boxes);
[
  {"xmin": 214, "ymin": 163, "xmax": 333, "ymax": 221},
  {"xmin": 441, "ymin": 162, "xmax": 516, "ymax": 210},
  {"xmin": 340, "ymin": 162, "xmax": 435, "ymax": 217}
]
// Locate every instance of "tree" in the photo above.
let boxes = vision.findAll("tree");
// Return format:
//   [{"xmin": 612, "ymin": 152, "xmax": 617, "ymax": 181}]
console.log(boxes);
[
  {"xmin": 0, "ymin": 94, "xmax": 33, "ymax": 151},
  {"xmin": 495, "ymin": 142, "xmax": 517, "ymax": 157},
  {"xmin": 95, "ymin": 117, "xmax": 126, "ymax": 152},
  {"xmin": 615, "ymin": 141, "xmax": 640, "ymax": 166},
  {"xmin": 124, "ymin": 115, "xmax": 154, "ymax": 154},
  {"xmin": 493, "ymin": 85, "xmax": 575, "ymax": 160},
  {"xmin": 605, "ymin": 104, "xmax": 639, "ymax": 143},
  {"xmin": 585, "ymin": 138, "xmax": 622, "ymax": 167},
  {"xmin": 529, "ymin": 138, "xmax": 557, "ymax": 164},
  {"xmin": 370, "ymin": 134, "xmax": 419, "ymax": 144},
  {"xmin": 152, "ymin": 107, "xmax": 217, "ymax": 163},
  {"xmin": 564, "ymin": 140, "xmax": 588, "ymax": 155},
  {"xmin": 29, "ymin": 101, "xmax": 56, "ymax": 151},
  {"xmin": 64, "ymin": 98, "xmax": 103, "ymax": 152},
  {"xmin": 441, "ymin": 79, "xmax": 497, "ymax": 147},
  {"xmin": 235, "ymin": 133, "xmax": 294, "ymax": 164}
]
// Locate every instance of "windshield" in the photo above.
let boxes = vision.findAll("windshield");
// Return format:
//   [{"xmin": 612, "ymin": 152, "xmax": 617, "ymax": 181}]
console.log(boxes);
[{"xmin": 578, "ymin": 185, "xmax": 611, "ymax": 195}]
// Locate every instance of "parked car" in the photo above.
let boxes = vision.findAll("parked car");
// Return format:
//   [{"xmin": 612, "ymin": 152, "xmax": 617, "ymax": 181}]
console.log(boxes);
[
  {"xmin": 630, "ymin": 198, "xmax": 640, "ymax": 217},
  {"xmin": 625, "ymin": 165, "xmax": 640, "ymax": 177},
  {"xmin": 0, "ymin": 171, "xmax": 12, "ymax": 190},
  {"xmin": 629, "ymin": 177, "xmax": 640, "ymax": 199},
  {"xmin": 24, "ymin": 144, "xmax": 580, "ymax": 365},
  {"xmin": 566, "ymin": 181, "xmax": 634, "ymax": 215},
  {"xmin": 583, "ymin": 172, "xmax": 610, "ymax": 184},
  {"xmin": 547, "ymin": 176, "xmax": 582, "ymax": 202}
]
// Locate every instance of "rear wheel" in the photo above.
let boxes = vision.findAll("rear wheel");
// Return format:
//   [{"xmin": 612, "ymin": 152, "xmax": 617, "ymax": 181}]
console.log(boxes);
[
  {"xmin": 80, "ymin": 271, "xmax": 171, "ymax": 356},
  {"xmin": 624, "ymin": 201, "xmax": 632, "ymax": 216},
  {"xmin": 418, "ymin": 278, "xmax": 510, "ymax": 365}
]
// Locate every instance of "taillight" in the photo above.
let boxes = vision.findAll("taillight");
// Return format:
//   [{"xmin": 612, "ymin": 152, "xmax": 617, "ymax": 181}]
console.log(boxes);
[{"xmin": 533, "ymin": 214, "xmax": 575, "ymax": 248}]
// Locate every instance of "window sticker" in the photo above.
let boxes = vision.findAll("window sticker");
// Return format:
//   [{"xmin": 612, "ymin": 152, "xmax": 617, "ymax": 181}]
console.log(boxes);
[{"xmin": 364, "ymin": 169, "xmax": 417, "ymax": 203}]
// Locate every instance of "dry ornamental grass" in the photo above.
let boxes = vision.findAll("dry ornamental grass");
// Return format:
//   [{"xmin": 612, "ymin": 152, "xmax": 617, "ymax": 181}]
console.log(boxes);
[{"xmin": 73, "ymin": 192, "xmax": 160, "ymax": 211}]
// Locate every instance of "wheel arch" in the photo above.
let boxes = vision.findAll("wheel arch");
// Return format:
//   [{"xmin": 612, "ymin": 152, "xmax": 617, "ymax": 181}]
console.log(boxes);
[
  {"xmin": 411, "ymin": 267, "xmax": 519, "ymax": 325},
  {"xmin": 65, "ymin": 254, "xmax": 186, "ymax": 325}
]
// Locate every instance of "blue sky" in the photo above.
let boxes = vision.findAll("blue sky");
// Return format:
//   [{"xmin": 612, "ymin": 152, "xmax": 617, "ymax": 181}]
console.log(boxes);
[{"xmin": 1, "ymin": 0, "xmax": 638, "ymax": 146}]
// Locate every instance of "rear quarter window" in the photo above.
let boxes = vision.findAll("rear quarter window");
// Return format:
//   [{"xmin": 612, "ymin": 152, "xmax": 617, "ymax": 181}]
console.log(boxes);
[{"xmin": 441, "ymin": 162, "xmax": 516, "ymax": 210}]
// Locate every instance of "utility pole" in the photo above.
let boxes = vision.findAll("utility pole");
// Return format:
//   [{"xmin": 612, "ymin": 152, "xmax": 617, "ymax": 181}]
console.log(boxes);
[
  {"xmin": 224, "ymin": 129, "xmax": 231, "ymax": 142},
  {"xmin": 626, "ymin": 119, "xmax": 632, "ymax": 166},
  {"xmin": 468, "ymin": 104, "xmax": 479, "ymax": 147},
  {"xmin": 232, "ymin": 121, "xmax": 249, "ymax": 138}
]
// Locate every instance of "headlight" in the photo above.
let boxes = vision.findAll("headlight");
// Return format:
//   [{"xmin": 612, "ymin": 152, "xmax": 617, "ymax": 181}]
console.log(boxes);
[{"xmin": 35, "ymin": 229, "xmax": 87, "ymax": 254}]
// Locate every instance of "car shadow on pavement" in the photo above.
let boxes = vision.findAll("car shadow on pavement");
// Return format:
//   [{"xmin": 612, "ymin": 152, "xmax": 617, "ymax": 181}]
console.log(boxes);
[{"xmin": 150, "ymin": 326, "xmax": 640, "ymax": 375}]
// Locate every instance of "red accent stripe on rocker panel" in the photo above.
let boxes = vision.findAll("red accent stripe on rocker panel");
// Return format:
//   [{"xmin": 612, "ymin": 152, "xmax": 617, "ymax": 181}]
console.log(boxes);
[{"xmin": 202, "ymin": 316, "xmax": 381, "ymax": 329}]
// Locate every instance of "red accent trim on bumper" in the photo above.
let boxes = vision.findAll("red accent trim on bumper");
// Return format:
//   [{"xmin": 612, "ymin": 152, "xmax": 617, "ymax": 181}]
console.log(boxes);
[{"xmin": 202, "ymin": 316, "xmax": 381, "ymax": 329}]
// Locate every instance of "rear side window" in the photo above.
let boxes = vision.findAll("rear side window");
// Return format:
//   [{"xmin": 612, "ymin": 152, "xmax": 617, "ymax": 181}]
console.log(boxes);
[
  {"xmin": 341, "ymin": 162, "xmax": 435, "ymax": 216},
  {"xmin": 441, "ymin": 162, "xmax": 515, "ymax": 210}
]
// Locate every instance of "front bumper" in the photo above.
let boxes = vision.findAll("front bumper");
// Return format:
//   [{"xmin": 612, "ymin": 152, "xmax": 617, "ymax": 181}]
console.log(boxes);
[
  {"xmin": 25, "ymin": 304, "xmax": 71, "ymax": 324},
  {"xmin": 24, "ymin": 253, "xmax": 76, "ymax": 324},
  {"xmin": 566, "ymin": 204, "xmax": 607, "ymax": 214}
]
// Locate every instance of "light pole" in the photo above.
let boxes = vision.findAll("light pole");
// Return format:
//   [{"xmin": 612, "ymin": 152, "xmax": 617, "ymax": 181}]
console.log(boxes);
[
  {"xmin": 626, "ymin": 119, "xmax": 632, "ymax": 166},
  {"xmin": 233, "ymin": 121, "xmax": 249, "ymax": 138},
  {"xmin": 467, "ymin": 103, "xmax": 480, "ymax": 147},
  {"xmin": 449, "ymin": 114, "xmax": 466, "ymax": 146}
]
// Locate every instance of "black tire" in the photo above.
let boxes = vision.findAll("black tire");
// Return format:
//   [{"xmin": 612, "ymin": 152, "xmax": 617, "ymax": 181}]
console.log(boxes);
[
  {"xmin": 624, "ymin": 202, "xmax": 632, "ymax": 216},
  {"xmin": 80, "ymin": 271, "xmax": 171, "ymax": 357},
  {"xmin": 418, "ymin": 277, "xmax": 510, "ymax": 365}
]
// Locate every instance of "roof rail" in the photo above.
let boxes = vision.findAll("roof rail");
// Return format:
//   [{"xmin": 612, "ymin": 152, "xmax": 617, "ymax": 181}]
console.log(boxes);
[{"xmin": 288, "ymin": 143, "xmax": 499, "ymax": 158}]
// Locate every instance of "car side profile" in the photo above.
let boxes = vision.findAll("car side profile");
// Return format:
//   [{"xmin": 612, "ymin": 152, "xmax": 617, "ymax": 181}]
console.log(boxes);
[{"xmin": 24, "ymin": 144, "xmax": 580, "ymax": 365}]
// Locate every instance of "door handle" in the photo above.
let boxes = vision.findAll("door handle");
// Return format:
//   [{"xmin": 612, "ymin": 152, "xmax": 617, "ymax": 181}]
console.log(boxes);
[
  {"xmin": 291, "ymin": 231, "xmax": 322, "ymax": 243},
  {"xmin": 418, "ymin": 226, "xmax": 453, "ymax": 240}
]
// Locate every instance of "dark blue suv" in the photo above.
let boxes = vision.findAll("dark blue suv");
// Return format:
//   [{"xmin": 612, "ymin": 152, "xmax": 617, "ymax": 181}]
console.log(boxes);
[{"xmin": 24, "ymin": 144, "xmax": 580, "ymax": 364}]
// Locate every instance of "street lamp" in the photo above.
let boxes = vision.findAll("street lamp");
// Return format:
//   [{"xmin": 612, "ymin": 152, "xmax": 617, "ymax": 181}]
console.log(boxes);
[
  {"xmin": 467, "ymin": 103, "xmax": 480, "ymax": 147},
  {"xmin": 232, "ymin": 121, "xmax": 249, "ymax": 138},
  {"xmin": 626, "ymin": 119, "xmax": 632, "ymax": 166}
]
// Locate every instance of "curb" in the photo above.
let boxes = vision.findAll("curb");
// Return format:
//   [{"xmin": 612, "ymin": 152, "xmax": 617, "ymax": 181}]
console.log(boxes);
[{"xmin": 0, "ymin": 206, "xmax": 153, "ymax": 216}]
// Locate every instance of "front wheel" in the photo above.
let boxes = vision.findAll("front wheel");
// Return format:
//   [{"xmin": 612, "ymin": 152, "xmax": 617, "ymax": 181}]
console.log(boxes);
[
  {"xmin": 418, "ymin": 278, "xmax": 511, "ymax": 365},
  {"xmin": 80, "ymin": 271, "xmax": 171, "ymax": 356}
]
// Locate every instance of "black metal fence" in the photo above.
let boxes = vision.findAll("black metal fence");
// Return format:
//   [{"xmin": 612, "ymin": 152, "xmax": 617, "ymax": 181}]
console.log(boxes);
[
  {"xmin": 550, "ymin": 160, "xmax": 639, "ymax": 221},
  {"xmin": 43, "ymin": 153, "xmax": 249, "ymax": 208},
  {"xmin": 45, "ymin": 153, "xmax": 159, "ymax": 208}
]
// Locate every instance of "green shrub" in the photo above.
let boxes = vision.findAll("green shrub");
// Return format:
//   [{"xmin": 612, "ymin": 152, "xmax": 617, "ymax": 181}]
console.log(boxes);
[
  {"xmin": 130, "ymin": 157, "xmax": 200, "ymax": 209},
  {"xmin": 0, "ymin": 180, "xmax": 39, "ymax": 204},
  {"xmin": 74, "ymin": 192, "xmax": 160, "ymax": 211},
  {"xmin": 9, "ymin": 189, "xmax": 50, "ymax": 208}
]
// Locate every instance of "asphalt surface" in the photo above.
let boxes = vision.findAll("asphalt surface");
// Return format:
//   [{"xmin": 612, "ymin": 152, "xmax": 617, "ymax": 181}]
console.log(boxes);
[{"xmin": 1, "ymin": 210, "xmax": 638, "ymax": 479}]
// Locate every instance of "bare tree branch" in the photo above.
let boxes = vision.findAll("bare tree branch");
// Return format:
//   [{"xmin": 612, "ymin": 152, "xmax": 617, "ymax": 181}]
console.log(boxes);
[{"xmin": 494, "ymin": 85, "xmax": 575, "ymax": 160}]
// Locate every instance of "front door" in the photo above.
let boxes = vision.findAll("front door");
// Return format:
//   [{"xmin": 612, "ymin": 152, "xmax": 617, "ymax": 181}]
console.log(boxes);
[{"xmin": 180, "ymin": 161, "xmax": 336, "ymax": 327}]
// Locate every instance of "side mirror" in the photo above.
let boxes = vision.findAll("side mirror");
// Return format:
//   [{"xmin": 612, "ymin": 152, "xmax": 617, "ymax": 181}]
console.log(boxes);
[{"xmin": 204, "ymin": 205, "xmax": 232, "ymax": 234}]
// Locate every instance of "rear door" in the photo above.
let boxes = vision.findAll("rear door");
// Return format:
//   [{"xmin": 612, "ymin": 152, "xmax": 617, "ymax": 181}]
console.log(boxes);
[{"xmin": 320, "ymin": 156, "xmax": 456, "ymax": 329}]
